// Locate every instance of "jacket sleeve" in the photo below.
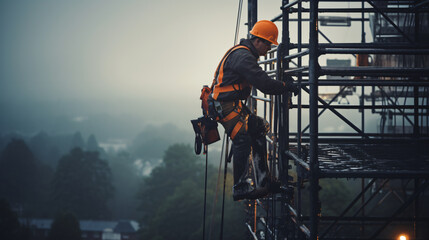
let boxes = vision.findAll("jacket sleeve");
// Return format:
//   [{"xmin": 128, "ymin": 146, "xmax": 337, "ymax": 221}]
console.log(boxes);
[{"xmin": 228, "ymin": 49, "xmax": 287, "ymax": 95}]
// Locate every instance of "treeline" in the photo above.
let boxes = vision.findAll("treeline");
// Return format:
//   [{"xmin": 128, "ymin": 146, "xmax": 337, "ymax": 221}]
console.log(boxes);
[
  {"xmin": 0, "ymin": 131, "xmax": 105, "ymax": 169},
  {"xmin": 0, "ymin": 139, "xmax": 115, "ymax": 219},
  {"xmin": 137, "ymin": 144, "xmax": 248, "ymax": 239},
  {"xmin": 0, "ymin": 133, "xmax": 248, "ymax": 239}
]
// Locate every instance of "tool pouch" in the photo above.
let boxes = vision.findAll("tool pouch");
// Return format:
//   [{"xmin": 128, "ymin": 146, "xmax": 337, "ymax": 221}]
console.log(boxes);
[{"xmin": 191, "ymin": 116, "xmax": 220, "ymax": 154}]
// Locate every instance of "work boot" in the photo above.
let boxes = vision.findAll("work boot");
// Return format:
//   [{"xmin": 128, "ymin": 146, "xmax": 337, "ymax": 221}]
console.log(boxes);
[
  {"xmin": 233, "ymin": 178, "xmax": 255, "ymax": 201},
  {"xmin": 233, "ymin": 178, "xmax": 271, "ymax": 201},
  {"xmin": 251, "ymin": 136, "xmax": 269, "ymax": 189}
]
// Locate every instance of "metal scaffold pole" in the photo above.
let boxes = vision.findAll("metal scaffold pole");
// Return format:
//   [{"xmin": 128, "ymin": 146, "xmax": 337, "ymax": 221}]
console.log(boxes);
[
  {"xmin": 248, "ymin": 0, "xmax": 258, "ymax": 114},
  {"xmin": 308, "ymin": 1, "xmax": 320, "ymax": 239},
  {"xmin": 245, "ymin": 1, "xmax": 429, "ymax": 239}
]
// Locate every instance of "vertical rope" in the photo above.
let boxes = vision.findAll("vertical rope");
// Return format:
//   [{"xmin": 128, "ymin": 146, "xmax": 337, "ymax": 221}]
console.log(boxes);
[
  {"xmin": 203, "ymin": 145, "xmax": 208, "ymax": 240},
  {"xmin": 208, "ymin": 135, "xmax": 226, "ymax": 240},
  {"xmin": 234, "ymin": 0, "xmax": 244, "ymax": 45},
  {"xmin": 219, "ymin": 139, "xmax": 229, "ymax": 240}
]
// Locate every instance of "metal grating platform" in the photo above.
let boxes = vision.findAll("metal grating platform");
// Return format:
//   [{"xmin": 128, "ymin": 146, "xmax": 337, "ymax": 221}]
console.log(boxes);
[{"xmin": 310, "ymin": 143, "xmax": 429, "ymax": 178}]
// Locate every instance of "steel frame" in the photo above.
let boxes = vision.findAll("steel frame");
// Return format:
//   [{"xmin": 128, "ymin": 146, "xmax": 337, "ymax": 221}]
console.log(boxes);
[{"xmin": 245, "ymin": 0, "xmax": 429, "ymax": 239}]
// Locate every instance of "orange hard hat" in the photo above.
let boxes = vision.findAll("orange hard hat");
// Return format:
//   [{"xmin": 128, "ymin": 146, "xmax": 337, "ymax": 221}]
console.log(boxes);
[{"xmin": 250, "ymin": 20, "xmax": 279, "ymax": 45}]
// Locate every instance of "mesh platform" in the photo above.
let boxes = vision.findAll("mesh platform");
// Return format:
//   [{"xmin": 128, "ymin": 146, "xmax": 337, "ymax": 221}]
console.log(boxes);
[{"xmin": 296, "ymin": 142, "xmax": 429, "ymax": 178}]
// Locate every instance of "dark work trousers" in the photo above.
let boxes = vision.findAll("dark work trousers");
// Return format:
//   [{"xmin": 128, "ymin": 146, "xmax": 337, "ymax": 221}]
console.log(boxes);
[{"xmin": 219, "ymin": 101, "xmax": 270, "ymax": 187}]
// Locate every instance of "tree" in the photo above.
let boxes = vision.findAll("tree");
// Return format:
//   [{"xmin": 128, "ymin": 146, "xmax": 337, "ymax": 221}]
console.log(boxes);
[
  {"xmin": 108, "ymin": 151, "xmax": 141, "ymax": 219},
  {"xmin": 0, "ymin": 139, "xmax": 37, "ymax": 213},
  {"xmin": 86, "ymin": 134, "xmax": 100, "ymax": 152},
  {"xmin": 71, "ymin": 132, "xmax": 85, "ymax": 150},
  {"xmin": 137, "ymin": 144, "xmax": 247, "ymax": 240},
  {"xmin": 319, "ymin": 179, "xmax": 353, "ymax": 216},
  {"xmin": 0, "ymin": 139, "xmax": 54, "ymax": 217},
  {"xmin": 48, "ymin": 211, "xmax": 81, "ymax": 240},
  {"xmin": 137, "ymin": 144, "xmax": 201, "ymax": 219},
  {"xmin": 52, "ymin": 148, "xmax": 114, "ymax": 219},
  {"xmin": 0, "ymin": 199, "xmax": 24, "ymax": 240},
  {"xmin": 0, "ymin": 198, "xmax": 31, "ymax": 240}
]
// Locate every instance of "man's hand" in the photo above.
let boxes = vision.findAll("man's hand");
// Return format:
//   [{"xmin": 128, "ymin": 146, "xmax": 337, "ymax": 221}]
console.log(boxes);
[{"xmin": 285, "ymin": 80, "xmax": 299, "ymax": 96}]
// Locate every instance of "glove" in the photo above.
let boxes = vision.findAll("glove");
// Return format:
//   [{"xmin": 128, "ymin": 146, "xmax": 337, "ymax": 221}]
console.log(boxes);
[{"xmin": 285, "ymin": 80, "xmax": 299, "ymax": 96}]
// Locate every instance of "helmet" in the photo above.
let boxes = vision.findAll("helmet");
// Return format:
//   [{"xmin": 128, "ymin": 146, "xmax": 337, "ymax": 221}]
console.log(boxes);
[{"xmin": 250, "ymin": 20, "xmax": 279, "ymax": 45}]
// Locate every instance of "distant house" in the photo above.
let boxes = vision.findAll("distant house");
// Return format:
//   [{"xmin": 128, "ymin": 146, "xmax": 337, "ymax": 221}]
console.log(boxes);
[{"xmin": 19, "ymin": 219, "xmax": 140, "ymax": 240}]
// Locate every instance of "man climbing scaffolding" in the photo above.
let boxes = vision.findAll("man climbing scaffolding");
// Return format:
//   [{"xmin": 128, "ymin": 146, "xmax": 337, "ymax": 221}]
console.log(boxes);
[{"xmin": 209, "ymin": 20, "xmax": 298, "ymax": 201}]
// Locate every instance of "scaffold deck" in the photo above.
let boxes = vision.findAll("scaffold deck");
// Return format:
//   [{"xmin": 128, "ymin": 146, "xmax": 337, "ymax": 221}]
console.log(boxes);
[{"xmin": 293, "ymin": 143, "xmax": 429, "ymax": 178}]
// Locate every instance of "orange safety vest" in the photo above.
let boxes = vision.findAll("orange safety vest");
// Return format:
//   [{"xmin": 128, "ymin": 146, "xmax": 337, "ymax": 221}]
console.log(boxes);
[
  {"xmin": 208, "ymin": 45, "xmax": 251, "ymax": 140},
  {"xmin": 212, "ymin": 45, "xmax": 251, "ymax": 100}
]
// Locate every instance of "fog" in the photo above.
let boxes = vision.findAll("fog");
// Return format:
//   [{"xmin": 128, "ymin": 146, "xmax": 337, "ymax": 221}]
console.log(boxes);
[
  {"xmin": 0, "ymin": 1, "xmax": 284, "ymax": 139},
  {"xmin": 1, "ymin": 0, "xmax": 379, "ymax": 142},
  {"xmin": 1, "ymin": 1, "xmax": 416, "ymax": 238}
]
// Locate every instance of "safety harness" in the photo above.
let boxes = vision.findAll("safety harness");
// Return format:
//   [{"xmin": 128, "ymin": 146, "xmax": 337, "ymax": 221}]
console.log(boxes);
[
  {"xmin": 212, "ymin": 45, "xmax": 251, "ymax": 100},
  {"xmin": 210, "ymin": 45, "xmax": 251, "ymax": 140}
]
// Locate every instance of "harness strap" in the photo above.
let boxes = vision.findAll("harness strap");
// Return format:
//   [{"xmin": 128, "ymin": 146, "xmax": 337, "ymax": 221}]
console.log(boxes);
[
  {"xmin": 212, "ymin": 45, "xmax": 250, "ymax": 100},
  {"xmin": 220, "ymin": 101, "xmax": 242, "ymax": 123},
  {"xmin": 219, "ymin": 101, "xmax": 247, "ymax": 140},
  {"xmin": 212, "ymin": 45, "xmax": 251, "ymax": 140},
  {"xmin": 230, "ymin": 120, "xmax": 243, "ymax": 140}
]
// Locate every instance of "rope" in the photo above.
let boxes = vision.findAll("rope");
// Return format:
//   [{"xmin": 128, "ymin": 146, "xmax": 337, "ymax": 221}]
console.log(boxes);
[
  {"xmin": 206, "ymin": 1, "xmax": 244, "ymax": 238},
  {"xmin": 208, "ymin": 134, "xmax": 226, "ymax": 240},
  {"xmin": 219, "ymin": 0, "xmax": 243, "ymax": 234},
  {"xmin": 219, "ymin": 138, "xmax": 229, "ymax": 240},
  {"xmin": 203, "ymin": 145, "xmax": 208, "ymax": 240},
  {"xmin": 234, "ymin": 0, "xmax": 244, "ymax": 45}
]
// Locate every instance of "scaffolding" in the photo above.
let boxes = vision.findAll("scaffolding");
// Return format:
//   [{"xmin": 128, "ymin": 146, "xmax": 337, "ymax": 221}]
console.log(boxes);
[{"xmin": 245, "ymin": 1, "xmax": 429, "ymax": 239}]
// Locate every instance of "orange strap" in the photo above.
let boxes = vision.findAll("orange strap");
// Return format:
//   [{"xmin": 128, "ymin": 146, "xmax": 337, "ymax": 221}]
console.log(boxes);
[
  {"xmin": 212, "ymin": 45, "xmax": 250, "ymax": 100},
  {"xmin": 220, "ymin": 110, "xmax": 239, "ymax": 123},
  {"xmin": 220, "ymin": 101, "xmax": 242, "ymax": 123},
  {"xmin": 230, "ymin": 120, "xmax": 243, "ymax": 140}
]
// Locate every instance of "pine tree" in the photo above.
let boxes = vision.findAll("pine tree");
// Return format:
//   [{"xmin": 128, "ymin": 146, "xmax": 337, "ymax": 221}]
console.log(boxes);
[
  {"xmin": 48, "ymin": 212, "xmax": 81, "ymax": 240},
  {"xmin": 52, "ymin": 148, "xmax": 114, "ymax": 219}
]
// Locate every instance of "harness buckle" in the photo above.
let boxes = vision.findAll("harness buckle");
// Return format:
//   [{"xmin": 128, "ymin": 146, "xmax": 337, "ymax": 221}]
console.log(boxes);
[{"xmin": 213, "ymin": 100, "xmax": 224, "ymax": 119}]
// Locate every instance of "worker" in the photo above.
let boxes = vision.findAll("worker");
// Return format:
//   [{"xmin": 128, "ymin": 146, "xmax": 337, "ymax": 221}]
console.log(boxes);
[{"xmin": 208, "ymin": 20, "xmax": 298, "ymax": 201}]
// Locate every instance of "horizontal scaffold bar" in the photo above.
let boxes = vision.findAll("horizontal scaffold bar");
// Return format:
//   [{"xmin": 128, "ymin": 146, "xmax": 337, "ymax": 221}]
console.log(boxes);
[
  {"xmin": 318, "ymin": 216, "xmax": 429, "ymax": 222},
  {"xmin": 287, "ymin": 18, "xmax": 369, "ymax": 22},
  {"xmin": 320, "ymin": 67, "xmax": 429, "ymax": 77},
  {"xmin": 317, "ymin": 0, "xmax": 415, "ymax": 2},
  {"xmin": 299, "ymin": 80, "xmax": 429, "ymax": 86},
  {"xmin": 252, "ymin": 95, "xmax": 271, "ymax": 102},
  {"xmin": 284, "ymin": 66, "xmax": 309, "ymax": 74},
  {"xmin": 319, "ymin": 170, "xmax": 429, "ymax": 179},
  {"xmin": 290, "ymin": 43, "xmax": 429, "ymax": 49},
  {"xmin": 284, "ymin": 49, "xmax": 309, "ymax": 61},
  {"xmin": 293, "ymin": 137, "xmax": 429, "ymax": 144},
  {"xmin": 320, "ymin": 48, "xmax": 429, "ymax": 55},
  {"xmin": 258, "ymin": 57, "xmax": 276, "ymax": 64},
  {"xmin": 294, "ymin": 105, "xmax": 429, "ymax": 110},
  {"xmin": 281, "ymin": 0, "xmax": 300, "ymax": 10},
  {"xmin": 286, "ymin": 150, "xmax": 310, "ymax": 171},
  {"xmin": 290, "ymin": 7, "xmax": 429, "ymax": 13}
]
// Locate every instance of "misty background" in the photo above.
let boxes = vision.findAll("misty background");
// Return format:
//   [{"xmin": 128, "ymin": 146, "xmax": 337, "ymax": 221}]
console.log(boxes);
[
  {"xmin": 0, "ymin": 2, "xmax": 286, "ymax": 237},
  {"xmin": 0, "ymin": 1, "xmax": 403, "ymax": 239},
  {"xmin": 1, "ymin": 0, "xmax": 283, "ymax": 142},
  {"xmin": 1, "ymin": 0, "xmax": 375, "ymax": 143}
]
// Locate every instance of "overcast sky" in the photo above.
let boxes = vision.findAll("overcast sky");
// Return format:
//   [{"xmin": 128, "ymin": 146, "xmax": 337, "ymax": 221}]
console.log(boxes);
[{"xmin": 0, "ymin": 1, "xmax": 372, "ymax": 136}]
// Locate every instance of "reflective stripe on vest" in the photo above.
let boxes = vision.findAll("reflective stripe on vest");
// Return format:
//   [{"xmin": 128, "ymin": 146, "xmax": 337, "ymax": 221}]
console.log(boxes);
[{"xmin": 212, "ymin": 45, "xmax": 251, "ymax": 100}]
